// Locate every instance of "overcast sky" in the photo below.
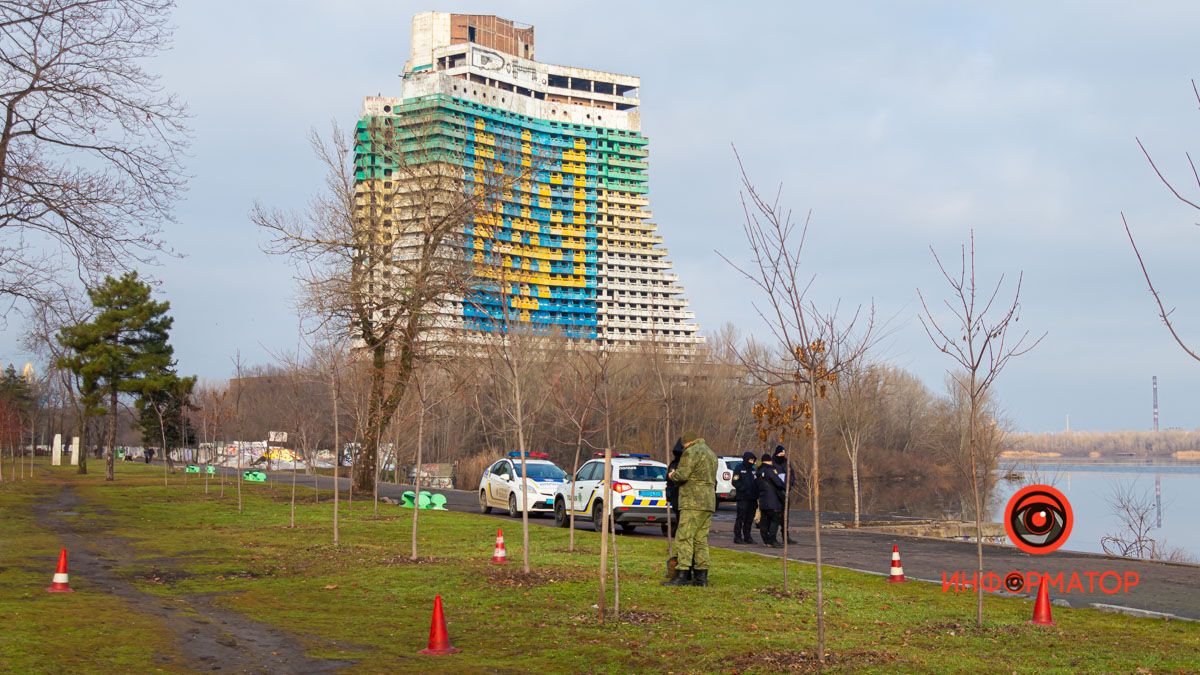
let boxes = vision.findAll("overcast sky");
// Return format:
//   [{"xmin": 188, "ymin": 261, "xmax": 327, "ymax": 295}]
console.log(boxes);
[{"xmin": 4, "ymin": 1, "xmax": 1200, "ymax": 433}]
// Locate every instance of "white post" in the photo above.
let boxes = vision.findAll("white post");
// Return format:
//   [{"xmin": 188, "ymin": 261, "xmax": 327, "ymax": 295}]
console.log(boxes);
[
  {"xmin": 52, "ymin": 434, "xmax": 62, "ymax": 466},
  {"xmin": 69, "ymin": 437, "xmax": 80, "ymax": 465}
]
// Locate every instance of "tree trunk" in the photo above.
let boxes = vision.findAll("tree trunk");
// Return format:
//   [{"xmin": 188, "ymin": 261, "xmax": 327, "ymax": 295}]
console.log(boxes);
[
  {"xmin": 609, "ymin": 506, "xmax": 620, "ymax": 620},
  {"xmin": 810, "ymin": 382, "xmax": 826, "ymax": 664},
  {"xmin": 107, "ymin": 387, "xmax": 117, "ymax": 481},
  {"xmin": 514, "ymin": 375, "xmax": 531, "ymax": 574},
  {"xmin": 290, "ymin": 455, "xmax": 297, "ymax": 528},
  {"xmin": 568, "ymin": 429, "xmax": 583, "ymax": 552},
  {"xmin": 663, "ymin": 403, "xmax": 674, "ymax": 556},
  {"xmin": 969, "ymin": 397, "xmax": 984, "ymax": 628},
  {"xmin": 598, "ymin": 448, "xmax": 612, "ymax": 624},
  {"xmin": 850, "ymin": 442, "xmax": 861, "ymax": 528},
  {"xmin": 332, "ymin": 379, "xmax": 341, "ymax": 547},
  {"xmin": 410, "ymin": 402, "xmax": 424, "ymax": 561}
]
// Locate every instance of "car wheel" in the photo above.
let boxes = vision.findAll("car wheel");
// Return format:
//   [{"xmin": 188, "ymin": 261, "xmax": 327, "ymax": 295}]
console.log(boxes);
[
  {"xmin": 554, "ymin": 499, "xmax": 569, "ymax": 528},
  {"xmin": 592, "ymin": 501, "xmax": 605, "ymax": 532},
  {"xmin": 661, "ymin": 523, "xmax": 670, "ymax": 537},
  {"xmin": 620, "ymin": 523, "xmax": 637, "ymax": 534},
  {"xmin": 479, "ymin": 490, "xmax": 491, "ymax": 514},
  {"xmin": 508, "ymin": 494, "xmax": 519, "ymax": 518}
]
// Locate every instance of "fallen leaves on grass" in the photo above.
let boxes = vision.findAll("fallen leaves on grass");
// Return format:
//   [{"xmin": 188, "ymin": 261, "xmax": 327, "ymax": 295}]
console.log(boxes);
[
  {"xmin": 726, "ymin": 648, "xmax": 897, "ymax": 672},
  {"xmin": 323, "ymin": 584, "xmax": 339, "ymax": 590},
  {"xmin": 619, "ymin": 609, "xmax": 665, "ymax": 625},
  {"xmin": 487, "ymin": 567, "xmax": 589, "ymax": 587},
  {"xmin": 755, "ymin": 586, "xmax": 811, "ymax": 601},
  {"xmin": 380, "ymin": 555, "xmax": 439, "ymax": 565}
]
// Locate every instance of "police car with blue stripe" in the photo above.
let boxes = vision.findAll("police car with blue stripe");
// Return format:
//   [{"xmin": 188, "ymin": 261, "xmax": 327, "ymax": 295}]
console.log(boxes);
[
  {"xmin": 478, "ymin": 452, "xmax": 569, "ymax": 518},
  {"xmin": 553, "ymin": 454, "xmax": 672, "ymax": 534}
]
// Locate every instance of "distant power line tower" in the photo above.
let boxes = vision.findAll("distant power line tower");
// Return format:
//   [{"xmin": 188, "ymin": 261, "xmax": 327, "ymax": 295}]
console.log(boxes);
[{"xmin": 1152, "ymin": 375, "xmax": 1159, "ymax": 432}]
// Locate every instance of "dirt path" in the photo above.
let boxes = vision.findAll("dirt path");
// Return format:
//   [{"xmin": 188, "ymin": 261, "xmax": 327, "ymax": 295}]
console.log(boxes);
[{"xmin": 33, "ymin": 483, "xmax": 353, "ymax": 673}]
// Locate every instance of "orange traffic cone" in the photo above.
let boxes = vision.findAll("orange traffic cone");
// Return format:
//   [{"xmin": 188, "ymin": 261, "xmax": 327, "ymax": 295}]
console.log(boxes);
[
  {"xmin": 1031, "ymin": 575, "xmax": 1055, "ymax": 626},
  {"xmin": 46, "ymin": 548, "xmax": 73, "ymax": 593},
  {"xmin": 491, "ymin": 528, "xmax": 508, "ymax": 564},
  {"xmin": 886, "ymin": 544, "xmax": 906, "ymax": 583},
  {"xmin": 419, "ymin": 595, "xmax": 461, "ymax": 655}
]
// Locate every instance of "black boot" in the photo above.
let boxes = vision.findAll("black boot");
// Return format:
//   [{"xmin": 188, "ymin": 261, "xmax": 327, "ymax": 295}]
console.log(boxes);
[
  {"xmin": 663, "ymin": 568, "xmax": 693, "ymax": 586},
  {"xmin": 733, "ymin": 534, "xmax": 745, "ymax": 544},
  {"xmin": 691, "ymin": 569, "xmax": 709, "ymax": 587},
  {"xmin": 743, "ymin": 534, "xmax": 757, "ymax": 545}
]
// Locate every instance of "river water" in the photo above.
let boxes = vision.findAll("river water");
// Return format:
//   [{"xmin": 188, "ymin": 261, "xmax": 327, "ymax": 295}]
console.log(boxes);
[{"xmin": 993, "ymin": 462, "xmax": 1200, "ymax": 561}]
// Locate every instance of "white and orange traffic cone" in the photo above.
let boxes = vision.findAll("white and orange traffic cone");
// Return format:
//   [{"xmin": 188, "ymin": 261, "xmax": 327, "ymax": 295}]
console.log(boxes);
[
  {"xmin": 46, "ymin": 548, "xmax": 73, "ymax": 593},
  {"xmin": 886, "ymin": 544, "xmax": 906, "ymax": 583},
  {"xmin": 491, "ymin": 528, "xmax": 508, "ymax": 564}
]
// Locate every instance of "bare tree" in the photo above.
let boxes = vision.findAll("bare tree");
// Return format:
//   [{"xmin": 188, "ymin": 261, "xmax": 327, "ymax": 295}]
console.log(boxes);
[
  {"xmin": 549, "ymin": 344, "xmax": 600, "ymax": 552},
  {"xmin": 719, "ymin": 149, "xmax": 875, "ymax": 664},
  {"xmin": 828, "ymin": 360, "xmax": 885, "ymax": 527},
  {"xmin": 407, "ymin": 365, "xmax": 458, "ymax": 561},
  {"xmin": 255, "ymin": 102, "xmax": 533, "ymax": 494},
  {"xmin": 20, "ymin": 291, "xmax": 93, "ymax": 474},
  {"xmin": 918, "ymin": 231, "xmax": 1043, "ymax": 627},
  {"xmin": 1122, "ymin": 81, "xmax": 1200, "ymax": 364},
  {"xmin": 0, "ymin": 0, "xmax": 188, "ymax": 312}
]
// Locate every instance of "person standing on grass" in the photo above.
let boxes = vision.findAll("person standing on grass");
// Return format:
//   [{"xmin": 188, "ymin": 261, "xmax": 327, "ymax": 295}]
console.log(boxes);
[
  {"xmin": 662, "ymin": 431, "xmax": 718, "ymax": 588},
  {"xmin": 756, "ymin": 452, "xmax": 784, "ymax": 548},
  {"xmin": 732, "ymin": 451, "xmax": 759, "ymax": 544}
]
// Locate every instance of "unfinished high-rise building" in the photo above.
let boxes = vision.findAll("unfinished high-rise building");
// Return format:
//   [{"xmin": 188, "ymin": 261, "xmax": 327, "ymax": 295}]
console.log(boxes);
[{"xmin": 356, "ymin": 12, "xmax": 701, "ymax": 347}]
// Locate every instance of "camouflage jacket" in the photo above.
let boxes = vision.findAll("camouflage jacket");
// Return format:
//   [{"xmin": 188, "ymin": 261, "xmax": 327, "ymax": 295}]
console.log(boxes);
[{"xmin": 671, "ymin": 438, "xmax": 717, "ymax": 512}]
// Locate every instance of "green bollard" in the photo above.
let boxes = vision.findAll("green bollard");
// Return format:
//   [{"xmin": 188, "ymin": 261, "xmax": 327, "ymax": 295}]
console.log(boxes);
[
  {"xmin": 417, "ymin": 492, "xmax": 433, "ymax": 509},
  {"xmin": 429, "ymin": 493, "xmax": 448, "ymax": 510},
  {"xmin": 205, "ymin": 465, "xmax": 216, "ymax": 475},
  {"xmin": 400, "ymin": 491, "xmax": 415, "ymax": 508},
  {"xmin": 243, "ymin": 471, "xmax": 267, "ymax": 483},
  {"xmin": 185, "ymin": 465, "xmax": 200, "ymax": 473}
]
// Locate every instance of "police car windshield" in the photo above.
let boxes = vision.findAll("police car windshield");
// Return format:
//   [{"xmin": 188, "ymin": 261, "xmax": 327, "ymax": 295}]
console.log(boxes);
[
  {"xmin": 513, "ymin": 463, "xmax": 567, "ymax": 480},
  {"xmin": 725, "ymin": 459, "xmax": 744, "ymax": 469},
  {"xmin": 618, "ymin": 465, "xmax": 667, "ymax": 481}
]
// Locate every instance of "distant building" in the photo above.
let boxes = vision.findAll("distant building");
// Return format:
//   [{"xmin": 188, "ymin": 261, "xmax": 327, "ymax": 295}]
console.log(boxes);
[{"xmin": 355, "ymin": 12, "xmax": 700, "ymax": 348}]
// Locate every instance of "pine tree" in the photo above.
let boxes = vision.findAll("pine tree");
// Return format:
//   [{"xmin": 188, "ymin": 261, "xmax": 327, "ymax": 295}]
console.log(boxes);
[{"xmin": 57, "ymin": 272, "xmax": 174, "ymax": 481}]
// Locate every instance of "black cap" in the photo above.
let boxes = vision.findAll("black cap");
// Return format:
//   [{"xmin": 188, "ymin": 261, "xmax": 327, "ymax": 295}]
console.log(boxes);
[
  {"xmin": 742, "ymin": 451, "xmax": 757, "ymax": 462},
  {"xmin": 774, "ymin": 445, "xmax": 786, "ymax": 457},
  {"xmin": 760, "ymin": 452, "xmax": 773, "ymax": 462}
]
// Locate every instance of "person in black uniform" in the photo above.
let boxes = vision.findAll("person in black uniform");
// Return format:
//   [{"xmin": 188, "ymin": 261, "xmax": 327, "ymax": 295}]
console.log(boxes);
[
  {"xmin": 665, "ymin": 438, "xmax": 684, "ymax": 513},
  {"xmin": 756, "ymin": 451, "xmax": 785, "ymax": 548},
  {"xmin": 731, "ymin": 451, "xmax": 759, "ymax": 544},
  {"xmin": 773, "ymin": 445, "xmax": 798, "ymax": 545}
]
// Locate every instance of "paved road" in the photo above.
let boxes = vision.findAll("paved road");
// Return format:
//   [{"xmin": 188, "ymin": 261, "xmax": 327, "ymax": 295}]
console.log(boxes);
[{"xmin": 219, "ymin": 466, "xmax": 1200, "ymax": 620}]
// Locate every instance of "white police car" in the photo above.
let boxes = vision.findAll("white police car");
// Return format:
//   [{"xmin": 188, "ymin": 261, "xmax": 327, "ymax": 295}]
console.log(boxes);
[
  {"xmin": 717, "ymin": 456, "xmax": 745, "ymax": 502},
  {"xmin": 478, "ymin": 452, "xmax": 569, "ymax": 518},
  {"xmin": 552, "ymin": 454, "xmax": 671, "ymax": 534}
]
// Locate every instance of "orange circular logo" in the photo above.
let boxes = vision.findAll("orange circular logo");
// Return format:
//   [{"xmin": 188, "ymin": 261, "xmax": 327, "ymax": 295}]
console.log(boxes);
[{"xmin": 1004, "ymin": 484, "xmax": 1073, "ymax": 555}]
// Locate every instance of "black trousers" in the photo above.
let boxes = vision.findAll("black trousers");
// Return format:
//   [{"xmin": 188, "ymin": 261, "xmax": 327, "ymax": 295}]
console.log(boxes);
[
  {"xmin": 734, "ymin": 500, "xmax": 756, "ymax": 540},
  {"xmin": 759, "ymin": 508, "xmax": 782, "ymax": 544}
]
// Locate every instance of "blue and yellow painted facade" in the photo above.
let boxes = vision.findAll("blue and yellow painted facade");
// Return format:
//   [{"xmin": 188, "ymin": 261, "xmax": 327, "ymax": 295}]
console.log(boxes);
[{"xmin": 355, "ymin": 93, "xmax": 650, "ymax": 340}]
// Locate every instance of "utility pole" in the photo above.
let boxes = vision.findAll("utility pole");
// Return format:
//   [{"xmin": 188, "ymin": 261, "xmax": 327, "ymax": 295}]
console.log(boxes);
[{"xmin": 1152, "ymin": 375, "xmax": 1159, "ymax": 432}]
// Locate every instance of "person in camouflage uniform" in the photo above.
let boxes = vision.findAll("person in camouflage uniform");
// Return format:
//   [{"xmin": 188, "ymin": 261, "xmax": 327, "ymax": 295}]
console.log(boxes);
[{"xmin": 662, "ymin": 430, "xmax": 718, "ymax": 587}]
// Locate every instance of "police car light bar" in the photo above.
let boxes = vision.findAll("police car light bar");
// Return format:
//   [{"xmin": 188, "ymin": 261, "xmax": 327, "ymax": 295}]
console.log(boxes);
[{"xmin": 507, "ymin": 451, "xmax": 550, "ymax": 459}]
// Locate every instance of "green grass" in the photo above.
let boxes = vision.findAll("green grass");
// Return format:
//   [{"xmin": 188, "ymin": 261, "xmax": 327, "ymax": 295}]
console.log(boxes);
[{"xmin": 3, "ymin": 459, "xmax": 1199, "ymax": 673}]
